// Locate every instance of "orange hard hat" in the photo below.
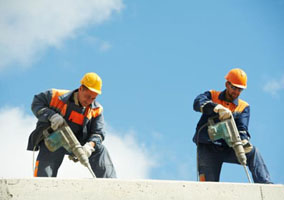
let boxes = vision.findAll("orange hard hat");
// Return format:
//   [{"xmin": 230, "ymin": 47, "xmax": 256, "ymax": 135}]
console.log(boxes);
[
  {"xmin": 225, "ymin": 68, "xmax": 247, "ymax": 89},
  {"xmin": 80, "ymin": 72, "xmax": 102, "ymax": 94}
]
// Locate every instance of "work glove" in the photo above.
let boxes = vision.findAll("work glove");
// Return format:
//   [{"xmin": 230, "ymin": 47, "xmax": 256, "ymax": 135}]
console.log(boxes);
[
  {"xmin": 49, "ymin": 113, "xmax": 64, "ymax": 130},
  {"xmin": 82, "ymin": 142, "xmax": 95, "ymax": 157},
  {"xmin": 242, "ymin": 139, "xmax": 253, "ymax": 153},
  {"xmin": 213, "ymin": 104, "xmax": 232, "ymax": 121}
]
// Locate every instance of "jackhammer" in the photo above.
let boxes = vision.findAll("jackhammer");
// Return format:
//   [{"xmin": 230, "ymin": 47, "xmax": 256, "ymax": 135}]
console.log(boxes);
[
  {"xmin": 42, "ymin": 122, "xmax": 96, "ymax": 178},
  {"xmin": 207, "ymin": 114, "xmax": 252, "ymax": 183}
]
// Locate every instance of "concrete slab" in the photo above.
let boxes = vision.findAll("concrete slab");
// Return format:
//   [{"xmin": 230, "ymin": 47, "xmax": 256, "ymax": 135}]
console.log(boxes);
[{"xmin": 1, "ymin": 178, "xmax": 284, "ymax": 200}]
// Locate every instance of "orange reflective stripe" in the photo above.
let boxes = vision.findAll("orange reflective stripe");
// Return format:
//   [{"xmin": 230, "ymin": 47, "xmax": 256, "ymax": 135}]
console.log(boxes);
[
  {"xmin": 61, "ymin": 104, "xmax": 67, "ymax": 116},
  {"xmin": 210, "ymin": 90, "xmax": 221, "ymax": 104},
  {"xmin": 49, "ymin": 89, "xmax": 69, "ymax": 116},
  {"xmin": 210, "ymin": 90, "xmax": 249, "ymax": 112},
  {"xmin": 86, "ymin": 107, "xmax": 103, "ymax": 120},
  {"xmin": 68, "ymin": 110, "xmax": 84, "ymax": 125},
  {"xmin": 199, "ymin": 174, "xmax": 206, "ymax": 182},
  {"xmin": 34, "ymin": 160, "xmax": 39, "ymax": 177},
  {"xmin": 49, "ymin": 89, "xmax": 104, "ymax": 121},
  {"xmin": 235, "ymin": 99, "xmax": 249, "ymax": 113},
  {"xmin": 92, "ymin": 107, "xmax": 103, "ymax": 118},
  {"xmin": 210, "ymin": 90, "xmax": 236, "ymax": 111}
]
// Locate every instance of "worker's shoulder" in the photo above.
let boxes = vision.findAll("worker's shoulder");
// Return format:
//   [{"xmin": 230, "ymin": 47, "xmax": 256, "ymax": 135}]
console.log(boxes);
[
  {"xmin": 90, "ymin": 101, "xmax": 103, "ymax": 118},
  {"xmin": 209, "ymin": 89, "xmax": 221, "ymax": 95},
  {"xmin": 237, "ymin": 98, "xmax": 249, "ymax": 112},
  {"xmin": 209, "ymin": 89, "xmax": 221, "ymax": 99},
  {"xmin": 92, "ymin": 101, "xmax": 103, "ymax": 110},
  {"xmin": 238, "ymin": 98, "xmax": 249, "ymax": 106}
]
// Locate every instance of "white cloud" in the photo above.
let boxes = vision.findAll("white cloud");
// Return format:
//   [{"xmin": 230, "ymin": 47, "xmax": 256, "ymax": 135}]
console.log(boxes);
[
  {"xmin": 104, "ymin": 127, "xmax": 156, "ymax": 179},
  {"xmin": 0, "ymin": 107, "xmax": 36, "ymax": 178},
  {"xmin": 0, "ymin": 0, "xmax": 123, "ymax": 70},
  {"xmin": 0, "ymin": 106, "xmax": 155, "ymax": 179},
  {"xmin": 263, "ymin": 75, "xmax": 284, "ymax": 96}
]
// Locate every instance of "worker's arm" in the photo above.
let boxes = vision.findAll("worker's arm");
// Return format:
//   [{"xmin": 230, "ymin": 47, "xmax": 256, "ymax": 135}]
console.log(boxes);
[
  {"xmin": 31, "ymin": 89, "xmax": 57, "ymax": 122},
  {"xmin": 193, "ymin": 91, "xmax": 217, "ymax": 115},
  {"xmin": 234, "ymin": 106, "xmax": 251, "ymax": 141},
  {"xmin": 87, "ymin": 110, "xmax": 105, "ymax": 149}
]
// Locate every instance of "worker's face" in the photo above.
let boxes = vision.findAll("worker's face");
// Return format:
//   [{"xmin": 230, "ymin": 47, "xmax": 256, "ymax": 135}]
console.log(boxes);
[
  {"xmin": 78, "ymin": 86, "xmax": 98, "ymax": 107},
  {"xmin": 225, "ymin": 81, "xmax": 243, "ymax": 101}
]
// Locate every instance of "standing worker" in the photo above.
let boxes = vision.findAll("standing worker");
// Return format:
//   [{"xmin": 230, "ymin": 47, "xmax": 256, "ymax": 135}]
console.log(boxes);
[
  {"xmin": 27, "ymin": 72, "xmax": 117, "ymax": 178},
  {"xmin": 193, "ymin": 68, "xmax": 272, "ymax": 183}
]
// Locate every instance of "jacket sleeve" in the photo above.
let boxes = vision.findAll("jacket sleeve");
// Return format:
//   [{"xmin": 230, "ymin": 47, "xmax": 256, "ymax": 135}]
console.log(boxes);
[
  {"xmin": 31, "ymin": 90, "xmax": 57, "ymax": 122},
  {"xmin": 234, "ymin": 106, "xmax": 251, "ymax": 140},
  {"xmin": 88, "ymin": 113, "xmax": 105, "ymax": 139},
  {"xmin": 193, "ymin": 91, "xmax": 217, "ymax": 115},
  {"xmin": 86, "ymin": 105, "xmax": 106, "ymax": 150}
]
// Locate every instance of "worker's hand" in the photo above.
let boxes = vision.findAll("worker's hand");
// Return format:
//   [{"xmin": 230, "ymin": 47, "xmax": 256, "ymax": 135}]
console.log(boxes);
[
  {"xmin": 49, "ymin": 113, "xmax": 64, "ymax": 130},
  {"xmin": 82, "ymin": 142, "xmax": 95, "ymax": 157},
  {"xmin": 213, "ymin": 104, "xmax": 232, "ymax": 120},
  {"xmin": 242, "ymin": 139, "xmax": 253, "ymax": 153}
]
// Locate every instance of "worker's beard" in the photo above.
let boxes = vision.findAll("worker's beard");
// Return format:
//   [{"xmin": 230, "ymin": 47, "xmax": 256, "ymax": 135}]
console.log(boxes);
[{"xmin": 226, "ymin": 90, "xmax": 239, "ymax": 102}]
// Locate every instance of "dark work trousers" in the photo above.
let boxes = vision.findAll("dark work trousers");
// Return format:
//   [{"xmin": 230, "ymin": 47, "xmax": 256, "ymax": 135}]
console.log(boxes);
[
  {"xmin": 197, "ymin": 143, "xmax": 272, "ymax": 183},
  {"xmin": 34, "ymin": 142, "xmax": 117, "ymax": 178}
]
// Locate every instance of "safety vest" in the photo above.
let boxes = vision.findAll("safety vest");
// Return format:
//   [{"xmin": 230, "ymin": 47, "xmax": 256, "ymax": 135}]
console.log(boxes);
[
  {"xmin": 49, "ymin": 89, "xmax": 103, "ymax": 126},
  {"xmin": 210, "ymin": 90, "xmax": 248, "ymax": 113}
]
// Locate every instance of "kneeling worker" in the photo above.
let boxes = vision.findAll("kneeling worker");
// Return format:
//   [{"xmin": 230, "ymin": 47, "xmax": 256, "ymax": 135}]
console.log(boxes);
[
  {"xmin": 193, "ymin": 68, "xmax": 272, "ymax": 183},
  {"xmin": 27, "ymin": 72, "xmax": 117, "ymax": 178}
]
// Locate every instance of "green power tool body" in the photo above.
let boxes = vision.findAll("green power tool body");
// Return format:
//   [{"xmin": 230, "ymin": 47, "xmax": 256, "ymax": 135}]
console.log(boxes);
[
  {"xmin": 207, "ymin": 116, "xmax": 252, "ymax": 182},
  {"xmin": 42, "ymin": 122, "xmax": 96, "ymax": 178}
]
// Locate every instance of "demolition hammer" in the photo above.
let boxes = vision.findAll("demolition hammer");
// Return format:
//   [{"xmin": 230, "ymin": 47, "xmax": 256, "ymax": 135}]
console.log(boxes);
[
  {"xmin": 207, "ymin": 114, "xmax": 252, "ymax": 183},
  {"xmin": 43, "ymin": 122, "xmax": 96, "ymax": 178}
]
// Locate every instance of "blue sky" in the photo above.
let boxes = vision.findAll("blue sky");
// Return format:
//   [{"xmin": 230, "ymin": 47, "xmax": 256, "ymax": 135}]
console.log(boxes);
[{"xmin": 0, "ymin": 0, "xmax": 283, "ymax": 183}]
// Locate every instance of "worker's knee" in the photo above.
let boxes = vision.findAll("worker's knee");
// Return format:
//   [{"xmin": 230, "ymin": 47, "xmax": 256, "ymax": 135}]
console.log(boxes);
[
  {"xmin": 34, "ymin": 160, "xmax": 60, "ymax": 177},
  {"xmin": 246, "ymin": 146, "xmax": 264, "ymax": 165},
  {"xmin": 93, "ymin": 141, "xmax": 104, "ymax": 153},
  {"xmin": 90, "ymin": 144, "xmax": 111, "ymax": 163},
  {"xmin": 89, "ymin": 145, "xmax": 117, "ymax": 178},
  {"xmin": 246, "ymin": 146, "xmax": 257, "ymax": 157}
]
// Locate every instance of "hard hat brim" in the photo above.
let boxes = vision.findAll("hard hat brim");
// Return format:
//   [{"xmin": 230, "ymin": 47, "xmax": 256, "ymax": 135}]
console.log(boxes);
[
  {"xmin": 231, "ymin": 82, "xmax": 247, "ymax": 89},
  {"xmin": 85, "ymin": 86, "xmax": 102, "ymax": 94}
]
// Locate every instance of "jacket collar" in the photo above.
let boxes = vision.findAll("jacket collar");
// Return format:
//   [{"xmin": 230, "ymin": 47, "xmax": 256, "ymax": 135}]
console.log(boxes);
[{"xmin": 219, "ymin": 90, "xmax": 239, "ymax": 106}]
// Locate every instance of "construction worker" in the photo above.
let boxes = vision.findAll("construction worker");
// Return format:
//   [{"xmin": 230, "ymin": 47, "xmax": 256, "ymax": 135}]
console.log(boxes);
[
  {"xmin": 27, "ymin": 72, "xmax": 117, "ymax": 178},
  {"xmin": 193, "ymin": 68, "xmax": 272, "ymax": 183}
]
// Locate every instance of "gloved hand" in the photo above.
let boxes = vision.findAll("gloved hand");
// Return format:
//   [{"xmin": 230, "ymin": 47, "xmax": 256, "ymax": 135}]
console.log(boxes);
[
  {"xmin": 213, "ymin": 104, "xmax": 232, "ymax": 120},
  {"xmin": 49, "ymin": 113, "xmax": 64, "ymax": 130},
  {"xmin": 242, "ymin": 139, "xmax": 253, "ymax": 153},
  {"xmin": 82, "ymin": 142, "xmax": 95, "ymax": 157}
]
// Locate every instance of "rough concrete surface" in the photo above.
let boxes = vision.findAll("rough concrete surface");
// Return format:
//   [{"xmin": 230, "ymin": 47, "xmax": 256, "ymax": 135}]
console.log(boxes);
[{"xmin": 1, "ymin": 178, "xmax": 284, "ymax": 200}]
